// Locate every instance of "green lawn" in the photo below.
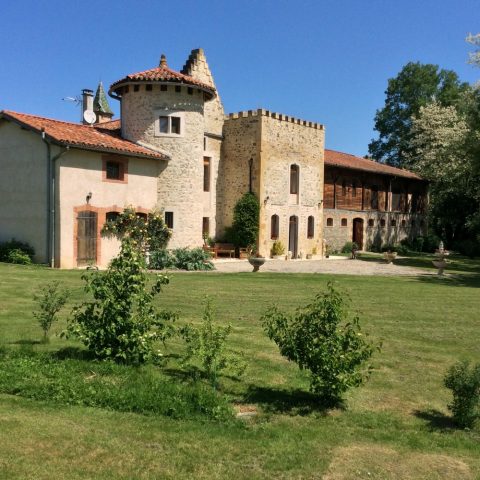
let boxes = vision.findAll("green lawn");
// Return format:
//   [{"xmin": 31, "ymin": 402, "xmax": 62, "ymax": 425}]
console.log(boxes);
[{"xmin": 0, "ymin": 262, "xmax": 479, "ymax": 479}]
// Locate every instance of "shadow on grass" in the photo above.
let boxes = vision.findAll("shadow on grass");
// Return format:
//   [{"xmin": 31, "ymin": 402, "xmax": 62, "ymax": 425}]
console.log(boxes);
[
  {"xmin": 52, "ymin": 346, "xmax": 96, "ymax": 361},
  {"xmin": 414, "ymin": 408, "xmax": 458, "ymax": 431},
  {"xmin": 9, "ymin": 339, "xmax": 42, "ymax": 345},
  {"xmin": 410, "ymin": 273, "xmax": 480, "ymax": 288},
  {"xmin": 243, "ymin": 385, "xmax": 344, "ymax": 416}
]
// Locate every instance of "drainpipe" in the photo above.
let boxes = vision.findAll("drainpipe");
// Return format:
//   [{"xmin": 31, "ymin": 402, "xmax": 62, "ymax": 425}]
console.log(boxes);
[{"xmin": 42, "ymin": 129, "xmax": 69, "ymax": 268}]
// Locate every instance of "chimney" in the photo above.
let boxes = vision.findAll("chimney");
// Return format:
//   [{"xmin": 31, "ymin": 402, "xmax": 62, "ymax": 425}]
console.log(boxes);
[{"xmin": 81, "ymin": 89, "xmax": 94, "ymax": 124}]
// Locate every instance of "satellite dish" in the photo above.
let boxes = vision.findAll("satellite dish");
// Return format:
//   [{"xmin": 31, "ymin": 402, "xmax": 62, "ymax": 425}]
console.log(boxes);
[{"xmin": 83, "ymin": 110, "xmax": 96, "ymax": 124}]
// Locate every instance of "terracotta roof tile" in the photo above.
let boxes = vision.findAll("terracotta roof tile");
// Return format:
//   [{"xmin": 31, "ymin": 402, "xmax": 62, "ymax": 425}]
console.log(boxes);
[
  {"xmin": 325, "ymin": 149, "xmax": 423, "ymax": 180},
  {"xmin": 93, "ymin": 119, "xmax": 121, "ymax": 131},
  {"xmin": 0, "ymin": 111, "xmax": 167, "ymax": 160},
  {"xmin": 110, "ymin": 64, "xmax": 215, "ymax": 98}
]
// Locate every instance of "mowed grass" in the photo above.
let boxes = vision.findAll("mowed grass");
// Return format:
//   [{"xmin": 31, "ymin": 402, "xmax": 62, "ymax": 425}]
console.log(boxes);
[{"xmin": 0, "ymin": 262, "xmax": 479, "ymax": 479}]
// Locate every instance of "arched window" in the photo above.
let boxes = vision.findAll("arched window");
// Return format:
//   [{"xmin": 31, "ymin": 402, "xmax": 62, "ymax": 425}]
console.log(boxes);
[
  {"xmin": 341, "ymin": 218, "xmax": 347, "ymax": 227},
  {"xmin": 391, "ymin": 219, "xmax": 397, "ymax": 227},
  {"xmin": 307, "ymin": 216, "xmax": 314, "ymax": 238},
  {"xmin": 290, "ymin": 165, "xmax": 299, "ymax": 194},
  {"xmin": 271, "ymin": 214, "xmax": 279, "ymax": 240},
  {"xmin": 326, "ymin": 218, "xmax": 334, "ymax": 227}
]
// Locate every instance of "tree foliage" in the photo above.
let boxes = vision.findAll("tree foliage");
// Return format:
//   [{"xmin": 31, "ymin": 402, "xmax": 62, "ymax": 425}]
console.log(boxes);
[
  {"xmin": 262, "ymin": 283, "xmax": 377, "ymax": 404},
  {"xmin": 66, "ymin": 238, "xmax": 176, "ymax": 364},
  {"xmin": 231, "ymin": 192, "xmax": 260, "ymax": 248},
  {"xmin": 368, "ymin": 62, "xmax": 468, "ymax": 167},
  {"xmin": 101, "ymin": 207, "xmax": 171, "ymax": 252}
]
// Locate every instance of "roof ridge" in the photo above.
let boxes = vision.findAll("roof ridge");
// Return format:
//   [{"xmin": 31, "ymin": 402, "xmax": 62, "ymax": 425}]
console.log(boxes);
[{"xmin": 2, "ymin": 110, "xmax": 93, "ymax": 129}]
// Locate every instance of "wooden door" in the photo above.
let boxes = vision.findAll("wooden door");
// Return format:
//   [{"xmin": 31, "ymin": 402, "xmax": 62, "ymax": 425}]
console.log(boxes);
[
  {"xmin": 289, "ymin": 215, "xmax": 298, "ymax": 258},
  {"xmin": 77, "ymin": 211, "xmax": 97, "ymax": 266},
  {"xmin": 352, "ymin": 218, "xmax": 364, "ymax": 250}
]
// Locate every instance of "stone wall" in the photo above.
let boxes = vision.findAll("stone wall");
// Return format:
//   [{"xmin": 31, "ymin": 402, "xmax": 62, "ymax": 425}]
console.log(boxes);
[
  {"xmin": 120, "ymin": 84, "xmax": 206, "ymax": 249},
  {"xmin": 219, "ymin": 109, "xmax": 325, "ymax": 257},
  {"xmin": 323, "ymin": 208, "xmax": 427, "ymax": 252}
]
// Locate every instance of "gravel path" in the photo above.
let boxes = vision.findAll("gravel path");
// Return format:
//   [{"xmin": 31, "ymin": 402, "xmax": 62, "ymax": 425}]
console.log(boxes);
[{"xmin": 211, "ymin": 256, "xmax": 432, "ymax": 276}]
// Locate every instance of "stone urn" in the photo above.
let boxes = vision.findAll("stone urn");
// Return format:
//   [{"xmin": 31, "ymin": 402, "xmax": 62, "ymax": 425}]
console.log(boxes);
[
  {"xmin": 248, "ymin": 256, "xmax": 266, "ymax": 272},
  {"xmin": 432, "ymin": 244, "xmax": 449, "ymax": 275},
  {"xmin": 383, "ymin": 251, "xmax": 397, "ymax": 264}
]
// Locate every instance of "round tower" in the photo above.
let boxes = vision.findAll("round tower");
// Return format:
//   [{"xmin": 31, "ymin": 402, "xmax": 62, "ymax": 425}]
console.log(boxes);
[{"xmin": 109, "ymin": 54, "xmax": 216, "ymax": 248}]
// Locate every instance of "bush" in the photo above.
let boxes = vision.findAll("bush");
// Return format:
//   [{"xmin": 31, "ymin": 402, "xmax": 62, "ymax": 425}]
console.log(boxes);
[
  {"xmin": 66, "ymin": 238, "xmax": 176, "ymax": 364},
  {"xmin": 231, "ymin": 192, "xmax": 260, "ymax": 248},
  {"xmin": 0, "ymin": 350, "xmax": 233, "ymax": 421},
  {"xmin": 149, "ymin": 248, "xmax": 214, "ymax": 271},
  {"xmin": 6, "ymin": 248, "xmax": 32, "ymax": 265},
  {"xmin": 101, "ymin": 207, "xmax": 171, "ymax": 252},
  {"xmin": 271, "ymin": 240, "xmax": 285, "ymax": 257},
  {"xmin": 341, "ymin": 241, "xmax": 358, "ymax": 254},
  {"xmin": 173, "ymin": 248, "xmax": 214, "ymax": 271},
  {"xmin": 33, "ymin": 281, "xmax": 69, "ymax": 341},
  {"xmin": 452, "ymin": 239, "xmax": 480, "ymax": 258},
  {"xmin": 411, "ymin": 236, "xmax": 425, "ymax": 252},
  {"xmin": 180, "ymin": 298, "xmax": 246, "ymax": 386},
  {"xmin": 423, "ymin": 233, "xmax": 442, "ymax": 253},
  {"xmin": 444, "ymin": 360, "xmax": 480, "ymax": 428},
  {"xmin": 393, "ymin": 244, "xmax": 410, "ymax": 255},
  {"xmin": 0, "ymin": 239, "xmax": 35, "ymax": 263},
  {"xmin": 262, "ymin": 282, "xmax": 377, "ymax": 404}
]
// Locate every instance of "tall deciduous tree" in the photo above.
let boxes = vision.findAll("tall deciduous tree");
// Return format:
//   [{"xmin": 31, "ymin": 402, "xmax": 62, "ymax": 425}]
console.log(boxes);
[{"xmin": 369, "ymin": 62, "xmax": 468, "ymax": 167}]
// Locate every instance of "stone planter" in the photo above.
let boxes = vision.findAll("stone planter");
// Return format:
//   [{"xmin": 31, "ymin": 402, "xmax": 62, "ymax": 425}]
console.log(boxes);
[
  {"xmin": 432, "ymin": 259, "xmax": 447, "ymax": 275},
  {"xmin": 383, "ymin": 252, "xmax": 397, "ymax": 264},
  {"xmin": 248, "ymin": 257, "xmax": 266, "ymax": 272}
]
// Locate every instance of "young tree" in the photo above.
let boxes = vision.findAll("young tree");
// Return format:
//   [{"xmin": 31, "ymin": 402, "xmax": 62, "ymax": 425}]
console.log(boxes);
[
  {"xmin": 262, "ymin": 283, "xmax": 377, "ymax": 404},
  {"xmin": 368, "ymin": 62, "xmax": 468, "ymax": 167},
  {"xmin": 66, "ymin": 237, "xmax": 176, "ymax": 364}
]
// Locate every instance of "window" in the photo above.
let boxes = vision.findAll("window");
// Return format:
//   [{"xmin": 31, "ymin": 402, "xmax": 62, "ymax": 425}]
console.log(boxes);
[
  {"xmin": 175, "ymin": 85, "xmax": 181, "ymax": 93},
  {"xmin": 380, "ymin": 218, "xmax": 386, "ymax": 227},
  {"xmin": 157, "ymin": 113, "xmax": 182, "ymax": 136},
  {"xmin": 391, "ymin": 219, "xmax": 397, "ymax": 226},
  {"xmin": 165, "ymin": 211, "xmax": 174, "ymax": 229},
  {"xmin": 290, "ymin": 165, "xmax": 299, "ymax": 194},
  {"xmin": 341, "ymin": 218, "xmax": 347, "ymax": 227},
  {"xmin": 327, "ymin": 218, "xmax": 333, "ymax": 227},
  {"xmin": 271, "ymin": 215, "xmax": 279, "ymax": 239},
  {"xmin": 146, "ymin": 84, "xmax": 152, "ymax": 91},
  {"xmin": 401, "ymin": 219, "xmax": 406, "ymax": 228},
  {"xmin": 161, "ymin": 85, "xmax": 167, "ymax": 91},
  {"xmin": 307, "ymin": 216, "xmax": 314, "ymax": 238},
  {"xmin": 203, "ymin": 136, "xmax": 207, "ymax": 151},
  {"xmin": 136, "ymin": 212, "xmax": 147, "ymax": 220},
  {"xmin": 203, "ymin": 157, "xmax": 211, "ymax": 192},
  {"xmin": 102, "ymin": 156, "xmax": 127, "ymax": 183},
  {"xmin": 368, "ymin": 219, "xmax": 374, "ymax": 227},
  {"xmin": 106, "ymin": 211, "xmax": 119, "ymax": 222},
  {"xmin": 106, "ymin": 161, "xmax": 120, "ymax": 180},
  {"xmin": 187, "ymin": 87, "xmax": 193, "ymax": 95},
  {"xmin": 134, "ymin": 85, "xmax": 139, "ymax": 92},
  {"xmin": 342, "ymin": 180, "xmax": 347, "ymax": 196},
  {"xmin": 202, "ymin": 217, "xmax": 209, "ymax": 237},
  {"xmin": 352, "ymin": 183, "xmax": 357, "ymax": 197}
]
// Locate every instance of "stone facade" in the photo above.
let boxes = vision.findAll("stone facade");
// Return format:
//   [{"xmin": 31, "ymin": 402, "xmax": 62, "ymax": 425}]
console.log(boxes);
[{"xmin": 218, "ymin": 110, "xmax": 324, "ymax": 258}]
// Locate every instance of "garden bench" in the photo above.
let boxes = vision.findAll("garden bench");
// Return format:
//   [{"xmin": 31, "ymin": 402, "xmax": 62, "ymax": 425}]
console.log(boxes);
[{"xmin": 213, "ymin": 243, "xmax": 235, "ymax": 259}]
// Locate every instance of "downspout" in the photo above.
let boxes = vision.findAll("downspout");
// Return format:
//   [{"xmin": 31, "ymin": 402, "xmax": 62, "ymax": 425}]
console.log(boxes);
[{"xmin": 42, "ymin": 129, "xmax": 69, "ymax": 268}]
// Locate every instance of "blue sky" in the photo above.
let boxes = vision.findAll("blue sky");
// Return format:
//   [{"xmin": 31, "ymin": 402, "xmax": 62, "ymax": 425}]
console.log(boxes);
[{"xmin": 1, "ymin": 0, "xmax": 478, "ymax": 156}]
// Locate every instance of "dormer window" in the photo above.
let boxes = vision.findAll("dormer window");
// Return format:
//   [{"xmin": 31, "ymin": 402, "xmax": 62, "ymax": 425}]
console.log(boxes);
[{"xmin": 155, "ymin": 111, "xmax": 184, "ymax": 137}]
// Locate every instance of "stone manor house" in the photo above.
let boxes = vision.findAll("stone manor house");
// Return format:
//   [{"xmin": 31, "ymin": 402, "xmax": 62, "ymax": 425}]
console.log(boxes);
[{"xmin": 0, "ymin": 49, "xmax": 428, "ymax": 268}]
